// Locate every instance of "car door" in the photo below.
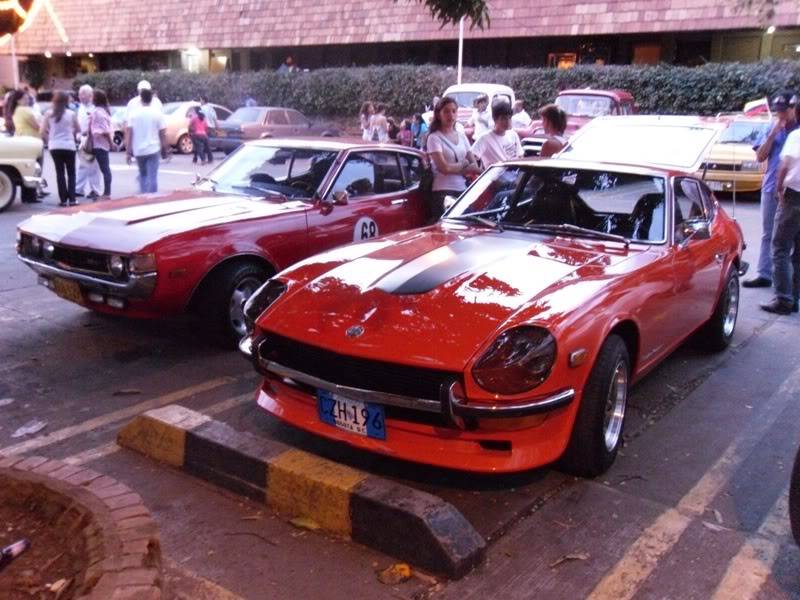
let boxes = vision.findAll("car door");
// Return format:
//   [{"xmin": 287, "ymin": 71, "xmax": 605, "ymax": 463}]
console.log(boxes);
[
  {"xmin": 265, "ymin": 109, "xmax": 292, "ymax": 138},
  {"xmin": 671, "ymin": 177, "xmax": 725, "ymax": 332},
  {"xmin": 286, "ymin": 109, "xmax": 311, "ymax": 136}
]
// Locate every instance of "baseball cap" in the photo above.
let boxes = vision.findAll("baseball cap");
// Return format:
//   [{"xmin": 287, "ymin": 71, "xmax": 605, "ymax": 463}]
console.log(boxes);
[
  {"xmin": 137, "ymin": 80, "xmax": 152, "ymax": 92},
  {"xmin": 769, "ymin": 90, "xmax": 797, "ymax": 112}
]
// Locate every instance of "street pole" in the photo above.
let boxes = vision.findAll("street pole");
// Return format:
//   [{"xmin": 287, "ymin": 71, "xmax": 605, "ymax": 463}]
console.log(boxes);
[
  {"xmin": 10, "ymin": 35, "xmax": 18, "ymax": 88},
  {"xmin": 457, "ymin": 17, "xmax": 464, "ymax": 85}
]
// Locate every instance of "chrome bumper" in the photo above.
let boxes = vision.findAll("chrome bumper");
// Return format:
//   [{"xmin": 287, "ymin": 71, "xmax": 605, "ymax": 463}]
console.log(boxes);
[
  {"xmin": 22, "ymin": 175, "xmax": 42, "ymax": 188},
  {"xmin": 18, "ymin": 255, "xmax": 156, "ymax": 298},
  {"xmin": 240, "ymin": 335, "xmax": 575, "ymax": 425}
]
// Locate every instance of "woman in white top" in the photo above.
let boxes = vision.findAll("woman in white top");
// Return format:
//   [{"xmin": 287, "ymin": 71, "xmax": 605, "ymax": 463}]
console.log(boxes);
[
  {"xmin": 359, "ymin": 101, "xmax": 374, "ymax": 141},
  {"xmin": 426, "ymin": 96, "xmax": 481, "ymax": 221},
  {"xmin": 369, "ymin": 103, "xmax": 389, "ymax": 143},
  {"xmin": 40, "ymin": 91, "xmax": 80, "ymax": 206},
  {"xmin": 538, "ymin": 103, "xmax": 568, "ymax": 158}
]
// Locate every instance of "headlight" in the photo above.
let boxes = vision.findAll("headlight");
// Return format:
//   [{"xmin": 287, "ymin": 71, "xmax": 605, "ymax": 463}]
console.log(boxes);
[
  {"xmin": 108, "ymin": 255, "xmax": 126, "ymax": 278},
  {"xmin": 472, "ymin": 326, "xmax": 556, "ymax": 395},
  {"xmin": 43, "ymin": 242, "xmax": 55, "ymax": 258},
  {"xmin": 740, "ymin": 161, "xmax": 760, "ymax": 171},
  {"xmin": 243, "ymin": 279, "xmax": 287, "ymax": 332},
  {"xmin": 129, "ymin": 253, "xmax": 156, "ymax": 274}
]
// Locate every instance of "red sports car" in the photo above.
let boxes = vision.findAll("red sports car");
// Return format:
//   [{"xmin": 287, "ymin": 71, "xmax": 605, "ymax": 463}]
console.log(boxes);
[
  {"xmin": 16, "ymin": 139, "xmax": 429, "ymax": 344},
  {"xmin": 242, "ymin": 116, "xmax": 746, "ymax": 475}
]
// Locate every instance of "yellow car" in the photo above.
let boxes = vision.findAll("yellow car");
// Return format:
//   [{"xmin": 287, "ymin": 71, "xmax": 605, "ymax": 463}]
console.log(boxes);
[{"xmin": 699, "ymin": 117, "xmax": 769, "ymax": 194}]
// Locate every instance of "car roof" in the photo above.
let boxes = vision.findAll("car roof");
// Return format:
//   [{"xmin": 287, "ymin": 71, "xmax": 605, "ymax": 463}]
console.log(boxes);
[
  {"xmin": 559, "ymin": 89, "xmax": 635, "ymax": 101},
  {"xmin": 444, "ymin": 83, "xmax": 514, "ymax": 94},
  {"xmin": 246, "ymin": 137, "xmax": 424, "ymax": 153}
]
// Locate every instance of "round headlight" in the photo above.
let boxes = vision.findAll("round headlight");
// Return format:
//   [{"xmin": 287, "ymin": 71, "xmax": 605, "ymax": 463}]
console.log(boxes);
[
  {"xmin": 43, "ymin": 242, "xmax": 55, "ymax": 258},
  {"xmin": 108, "ymin": 255, "xmax": 126, "ymax": 278},
  {"xmin": 243, "ymin": 279, "xmax": 287, "ymax": 332},
  {"xmin": 472, "ymin": 326, "xmax": 556, "ymax": 395}
]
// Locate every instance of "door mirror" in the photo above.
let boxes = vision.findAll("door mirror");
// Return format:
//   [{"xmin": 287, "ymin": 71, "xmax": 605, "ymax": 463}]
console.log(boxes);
[
  {"xmin": 333, "ymin": 190, "xmax": 349, "ymax": 206},
  {"xmin": 678, "ymin": 219, "xmax": 710, "ymax": 247}
]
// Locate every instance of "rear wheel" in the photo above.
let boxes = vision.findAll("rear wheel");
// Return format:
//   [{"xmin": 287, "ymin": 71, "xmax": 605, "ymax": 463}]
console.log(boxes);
[
  {"xmin": 697, "ymin": 268, "xmax": 739, "ymax": 352},
  {"xmin": 559, "ymin": 335, "xmax": 629, "ymax": 477},
  {"xmin": 197, "ymin": 262, "xmax": 270, "ymax": 347},
  {"xmin": 177, "ymin": 134, "xmax": 194, "ymax": 155},
  {"xmin": 113, "ymin": 131, "xmax": 125, "ymax": 149},
  {"xmin": 0, "ymin": 170, "xmax": 18, "ymax": 212}
]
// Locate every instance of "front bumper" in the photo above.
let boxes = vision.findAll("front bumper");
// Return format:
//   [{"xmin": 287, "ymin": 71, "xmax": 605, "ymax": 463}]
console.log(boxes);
[{"xmin": 22, "ymin": 175, "xmax": 41, "ymax": 189}]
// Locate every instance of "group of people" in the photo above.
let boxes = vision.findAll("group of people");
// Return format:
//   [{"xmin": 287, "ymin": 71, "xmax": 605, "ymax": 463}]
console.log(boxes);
[
  {"xmin": 745, "ymin": 90, "xmax": 800, "ymax": 317},
  {"xmin": 359, "ymin": 102, "xmax": 429, "ymax": 148}
]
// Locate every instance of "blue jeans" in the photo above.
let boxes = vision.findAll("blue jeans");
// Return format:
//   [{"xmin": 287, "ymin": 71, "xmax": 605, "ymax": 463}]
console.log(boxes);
[
  {"xmin": 135, "ymin": 152, "xmax": 160, "ymax": 193},
  {"xmin": 93, "ymin": 148, "xmax": 112, "ymax": 197},
  {"xmin": 771, "ymin": 188, "xmax": 800, "ymax": 303},
  {"xmin": 757, "ymin": 187, "xmax": 779, "ymax": 280}
]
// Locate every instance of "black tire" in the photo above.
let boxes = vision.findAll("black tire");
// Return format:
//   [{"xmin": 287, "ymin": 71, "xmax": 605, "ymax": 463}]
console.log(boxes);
[
  {"xmin": 20, "ymin": 185, "xmax": 37, "ymax": 204},
  {"xmin": 697, "ymin": 268, "xmax": 739, "ymax": 352},
  {"xmin": 196, "ymin": 261, "xmax": 269, "ymax": 348},
  {"xmin": 790, "ymin": 445, "xmax": 800, "ymax": 546},
  {"xmin": 559, "ymin": 335, "xmax": 630, "ymax": 478},
  {"xmin": 113, "ymin": 131, "xmax": 125, "ymax": 150},
  {"xmin": 0, "ymin": 169, "xmax": 17, "ymax": 212}
]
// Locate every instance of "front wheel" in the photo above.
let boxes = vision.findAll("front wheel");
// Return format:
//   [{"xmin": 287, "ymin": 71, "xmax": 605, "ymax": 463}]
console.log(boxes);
[
  {"xmin": 697, "ymin": 268, "xmax": 739, "ymax": 352},
  {"xmin": 113, "ymin": 131, "xmax": 125, "ymax": 150},
  {"xmin": 177, "ymin": 134, "xmax": 194, "ymax": 155},
  {"xmin": 559, "ymin": 335, "xmax": 630, "ymax": 477},
  {"xmin": 0, "ymin": 170, "xmax": 18, "ymax": 212}
]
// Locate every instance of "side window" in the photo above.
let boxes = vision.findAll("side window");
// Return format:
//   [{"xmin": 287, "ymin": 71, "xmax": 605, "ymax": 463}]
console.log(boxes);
[
  {"xmin": 674, "ymin": 178, "xmax": 707, "ymax": 236},
  {"xmin": 399, "ymin": 154, "xmax": 423, "ymax": 188},
  {"xmin": 286, "ymin": 110, "xmax": 309, "ymax": 127},
  {"xmin": 267, "ymin": 110, "xmax": 288, "ymax": 125},
  {"xmin": 372, "ymin": 152, "xmax": 404, "ymax": 194},
  {"xmin": 696, "ymin": 181, "xmax": 717, "ymax": 220},
  {"xmin": 329, "ymin": 153, "xmax": 375, "ymax": 199},
  {"xmin": 215, "ymin": 106, "xmax": 232, "ymax": 121},
  {"xmin": 185, "ymin": 106, "xmax": 198, "ymax": 118}
]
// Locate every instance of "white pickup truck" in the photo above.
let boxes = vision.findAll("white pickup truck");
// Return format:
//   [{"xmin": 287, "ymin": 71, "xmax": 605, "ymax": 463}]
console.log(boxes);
[{"xmin": 424, "ymin": 83, "xmax": 516, "ymax": 132}]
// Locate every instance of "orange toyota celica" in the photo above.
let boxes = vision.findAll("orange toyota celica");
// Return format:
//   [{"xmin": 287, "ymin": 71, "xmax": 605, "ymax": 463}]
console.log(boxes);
[{"xmin": 240, "ymin": 116, "xmax": 746, "ymax": 476}]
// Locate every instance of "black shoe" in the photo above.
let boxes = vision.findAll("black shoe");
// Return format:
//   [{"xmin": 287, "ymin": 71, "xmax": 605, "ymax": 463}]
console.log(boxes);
[
  {"xmin": 69, "ymin": 200, "xmax": 79, "ymax": 206},
  {"xmin": 58, "ymin": 201, "xmax": 67, "ymax": 207},
  {"xmin": 87, "ymin": 191, "xmax": 99, "ymax": 201},
  {"xmin": 760, "ymin": 298, "xmax": 793, "ymax": 315},
  {"xmin": 743, "ymin": 276, "xmax": 772, "ymax": 288},
  {"xmin": 75, "ymin": 192, "xmax": 84, "ymax": 197},
  {"xmin": 22, "ymin": 197, "xmax": 42, "ymax": 203}
]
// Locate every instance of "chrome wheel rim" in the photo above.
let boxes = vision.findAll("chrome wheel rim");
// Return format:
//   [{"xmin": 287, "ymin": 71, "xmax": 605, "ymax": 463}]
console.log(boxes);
[
  {"xmin": 603, "ymin": 360, "xmax": 628, "ymax": 452},
  {"xmin": 228, "ymin": 276, "xmax": 262, "ymax": 338},
  {"xmin": 179, "ymin": 135, "xmax": 193, "ymax": 154},
  {"xmin": 722, "ymin": 276, "xmax": 739, "ymax": 339},
  {"xmin": 0, "ymin": 173, "xmax": 12, "ymax": 206}
]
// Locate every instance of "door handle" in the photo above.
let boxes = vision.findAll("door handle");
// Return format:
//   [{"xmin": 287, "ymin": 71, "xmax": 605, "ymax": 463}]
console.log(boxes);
[
  {"xmin": 714, "ymin": 252, "xmax": 725, "ymax": 264},
  {"xmin": 391, "ymin": 198, "xmax": 408, "ymax": 205}
]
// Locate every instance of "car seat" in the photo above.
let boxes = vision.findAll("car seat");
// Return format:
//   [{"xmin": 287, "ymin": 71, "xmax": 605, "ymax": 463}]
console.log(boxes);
[{"xmin": 628, "ymin": 193, "xmax": 665, "ymax": 241}]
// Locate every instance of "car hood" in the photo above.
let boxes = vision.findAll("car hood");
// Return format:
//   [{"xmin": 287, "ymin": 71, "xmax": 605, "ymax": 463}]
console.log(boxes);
[
  {"xmin": 704, "ymin": 142, "xmax": 758, "ymax": 163},
  {"xmin": 17, "ymin": 189, "xmax": 309, "ymax": 254},
  {"xmin": 262, "ymin": 225, "xmax": 636, "ymax": 371}
]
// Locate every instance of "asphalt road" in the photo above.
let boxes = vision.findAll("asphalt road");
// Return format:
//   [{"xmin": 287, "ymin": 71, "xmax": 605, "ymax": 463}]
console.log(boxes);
[{"xmin": 1, "ymin": 152, "xmax": 799, "ymax": 599}]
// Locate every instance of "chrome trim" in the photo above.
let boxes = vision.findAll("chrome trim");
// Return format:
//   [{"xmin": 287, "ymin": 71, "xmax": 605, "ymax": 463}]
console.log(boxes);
[
  {"xmin": 18, "ymin": 255, "xmax": 156, "ymax": 298},
  {"xmin": 22, "ymin": 175, "xmax": 41, "ymax": 188},
  {"xmin": 448, "ymin": 384, "xmax": 575, "ymax": 418}
]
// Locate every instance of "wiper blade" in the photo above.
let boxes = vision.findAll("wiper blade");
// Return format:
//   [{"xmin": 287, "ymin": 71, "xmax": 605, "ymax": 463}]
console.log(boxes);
[
  {"xmin": 448, "ymin": 213, "xmax": 504, "ymax": 232},
  {"xmin": 511, "ymin": 223, "xmax": 629, "ymax": 246}
]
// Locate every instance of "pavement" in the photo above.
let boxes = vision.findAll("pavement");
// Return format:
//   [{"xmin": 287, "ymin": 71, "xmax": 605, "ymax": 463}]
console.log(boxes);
[{"xmin": 0, "ymin": 153, "xmax": 799, "ymax": 599}]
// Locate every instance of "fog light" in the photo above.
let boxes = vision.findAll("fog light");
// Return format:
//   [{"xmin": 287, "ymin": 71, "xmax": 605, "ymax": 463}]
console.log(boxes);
[
  {"xmin": 108, "ymin": 255, "xmax": 125, "ymax": 278},
  {"xmin": 43, "ymin": 242, "xmax": 55, "ymax": 258},
  {"xmin": 106, "ymin": 296, "xmax": 126, "ymax": 309},
  {"xmin": 87, "ymin": 292, "xmax": 104, "ymax": 303}
]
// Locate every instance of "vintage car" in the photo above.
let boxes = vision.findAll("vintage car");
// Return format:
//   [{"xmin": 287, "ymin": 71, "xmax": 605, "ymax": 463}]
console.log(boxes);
[
  {"xmin": 697, "ymin": 115, "xmax": 769, "ymax": 194},
  {"xmin": 241, "ymin": 116, "xmax": 746, "ymax": 475},
  {"xmin": 160, "ymin": 101, "xmax": 233, "ymax": 154},
  {"xmin": 16, "ymin": 138, "xmax": 429, "ymax": 344},
  {"xmin": 517, "ymin": 89, "xmax": 636, "ymax": 156},
  {"xmin": 0, "ymin": 136, "xmax": 44, "ymax": 212}
]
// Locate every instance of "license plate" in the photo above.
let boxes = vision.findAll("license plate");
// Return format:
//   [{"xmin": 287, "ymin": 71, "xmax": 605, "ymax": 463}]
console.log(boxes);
[
  {"xmin": 317, "ymin": 389, "xmax": 386, "ymax": 440},
  {"xmin": 707, "ymin": 181, "xmax": 725, "ymax": 191},
  {"xmin": 52, "ymin": 278, "xmax": 83, "ymax": 304}
]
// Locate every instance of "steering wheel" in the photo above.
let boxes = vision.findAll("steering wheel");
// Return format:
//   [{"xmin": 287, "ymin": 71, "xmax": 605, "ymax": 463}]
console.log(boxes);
[{"xmin": 290, "ymin": 181, "xmax": 315, "ymax": 195}]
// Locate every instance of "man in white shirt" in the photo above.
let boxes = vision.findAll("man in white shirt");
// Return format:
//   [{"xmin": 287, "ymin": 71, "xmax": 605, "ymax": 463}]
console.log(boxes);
[
  {"xmin": 762, "ymin": 105, "xmax": 800, "ymax": 315},
  {"xmin": 76, "ymin": 84, "xmax": 102, "ymax": 199},
  {"xmin": 125, "ymin": 88, "xmax": 168, "ymax": 194},
  {"xmin": 469, "ymin": 94, "xmax": 493, "ymax": 140},
  {"xmin": 125, "ymin": 80, "xmax": 162, "ymax": 124},
  {"xmin": 470, "ymin": 101, "xmax": 523, "ymax": 168},
  {"xmin": 511, "ymin": 100, "xmax": 532, "ymax": 129}
]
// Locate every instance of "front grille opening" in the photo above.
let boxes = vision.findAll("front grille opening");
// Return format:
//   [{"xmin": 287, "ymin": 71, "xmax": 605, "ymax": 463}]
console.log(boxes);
[{"xmin": 478, "ymin": 440, "xmax": 512, "ymax": 453}]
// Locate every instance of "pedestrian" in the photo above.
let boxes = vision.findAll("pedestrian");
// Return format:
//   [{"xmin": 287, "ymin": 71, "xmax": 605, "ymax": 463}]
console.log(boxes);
[
  {"xmin": 125, "ymin": 80, "xmax": 162, "ymax": 124},
  {"xmin": 387, "ymin": 117, "xmax": 399, "ymax": 142},
  {"xmin": 125, "ymin": 88, "xmax": 168, "ymax": 194},
  {"xmin": 277, "ymin": 55, "xmax": 298, "ymax": 73},
  {"xmin": 359, "ymin": 102, "xmax": 374, "ymax": 141},
  {"xmin": 744, "ymin": 90, "xmax": 799, "ymax": 288},
  {"xmin": 538, "ymin": 103, "xmax": 568, "ymax": 158},
  {"xmin": 410, "ymin": 113, "xmax": 428, "ymax": 149},
  {"xmin": 369, "ymin": 103, "xmax": 389, "ymax": 143},
  {"xmin": 470, "ymin": 101, "xmax": 523, "ymax": 168},
  {"xmin": 468, "ymin": 94, "xmax": 493, "ymax": 141},
  {"xmin": 426, "ymin": 96, "xmax": 481, "ymax": 221},
  {"xmin": 189, "ymin": 107, "xmax": 211, "ymax": 165},
  {"xmin": 90, "ymin": 89, "xmax": 113, "ymax": 200},
  {"xmin": 76, "ymin": 84, "xmax": 102, "ymax": 200},
  {"xmin": 199, "ymin": 96, "xmax": 217, "ymax": 164},
  {"xmin": 761, "ymin": 101, "xmax": 800, "ymax": 315},
  {"xmin": 398, "ymin": 120, "xmax": 413, "ymax": 147},
  {"xmin": 40, "ymin": 91, "xmax": 80, "ymax": 207},
  {"xmin": 10, "ymin": 89, "xmax": 46, "ymax": 202},
  {"xmin": 511, "ymin": 99, "xmax": 532, "ymax": 129}
]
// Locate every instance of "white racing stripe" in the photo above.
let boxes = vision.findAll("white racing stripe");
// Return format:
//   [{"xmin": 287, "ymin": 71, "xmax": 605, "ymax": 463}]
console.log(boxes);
[
  {"xmin": 588, "ymin": 364, "xmax": 800, "ymax": 600},
  {"xmin": 711, "ymin": 488, "xmax": 790, "ymax": 600}
]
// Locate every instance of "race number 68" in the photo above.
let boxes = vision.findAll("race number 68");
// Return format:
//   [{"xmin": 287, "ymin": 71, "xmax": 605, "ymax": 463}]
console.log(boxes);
[{"xmin": 354, "ymin": 217, "xmax": 379, "ymax": 242}]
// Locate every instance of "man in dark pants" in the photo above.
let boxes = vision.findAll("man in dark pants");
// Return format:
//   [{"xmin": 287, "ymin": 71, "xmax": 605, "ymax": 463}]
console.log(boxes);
[
  {"xmin": 761, "ymin": 102, "xmax": 800, "ymax": 315},
  {"xmin": 744, "ymin": 91, "xmax": 799, "ymax": 288}
]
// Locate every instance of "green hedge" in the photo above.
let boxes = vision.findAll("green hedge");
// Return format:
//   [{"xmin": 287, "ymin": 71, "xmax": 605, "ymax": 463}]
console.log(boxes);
[{"xmin": 74, "ymin": 60, "xmax": 800, "ymax": 119}]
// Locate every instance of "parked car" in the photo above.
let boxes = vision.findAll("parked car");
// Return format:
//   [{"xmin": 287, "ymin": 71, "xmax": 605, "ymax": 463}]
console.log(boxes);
[
  {"xmin": 518, "ymin": 89, "xmax": 636, "ymax": 156},
  {"xmin": 0, "ymin": 136, "xmax": 43, "ymax": 211},
  {"xmin": 16, "ymin": 138, "xmax": 429, "ymax": 344},
  {"xmin": 241, "ymin": 116, "xmax": 745, "ymax": 476},
  {"xmin": 423, "ymin": 83, "xmax": 516, "ymax": 132},
  {"xmin": 696, "ymin": 115, "xmax": 769, "ymax": 194},
  {"xmin": 159, "ymin": 101, "xmax": 233, "ymax": 155},
  {"xmin": 210, "ymin": 107, "xmax": 338, "ymax": 154}
]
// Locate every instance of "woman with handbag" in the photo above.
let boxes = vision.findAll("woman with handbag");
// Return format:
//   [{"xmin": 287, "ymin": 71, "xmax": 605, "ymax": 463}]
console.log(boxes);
[
  {"xmin": 40, "ymin": 91, "xmax": 80, "ymax": 206},
  {"xmin": 90, "ymin": 89, "xmax": 113, "ymax": 200}
]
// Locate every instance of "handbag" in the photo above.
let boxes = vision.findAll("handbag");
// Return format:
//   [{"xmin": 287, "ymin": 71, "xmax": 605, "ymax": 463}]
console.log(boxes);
[{"xmin": 78, "ymin": 112, "xmax": 95, "ymax": 163}]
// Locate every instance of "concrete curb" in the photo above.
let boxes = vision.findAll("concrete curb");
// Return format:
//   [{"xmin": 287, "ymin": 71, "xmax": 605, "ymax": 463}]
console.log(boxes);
[{"xmin": 117, "ymin": 404, "xmax": 486, "ymax": 578}]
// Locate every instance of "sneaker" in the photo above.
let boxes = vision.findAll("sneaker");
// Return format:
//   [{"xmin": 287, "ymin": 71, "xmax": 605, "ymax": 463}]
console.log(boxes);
[
  {"xmin": 760, "ymin": 298, "xmax": 793, "ymax": 315},
  {"xmin": 87, "ymin": 191, "xmax": 99, "ymax": 201},
  {"xmin": 743, "ymin": 276, "xmax": 772, "ymax": 288}
]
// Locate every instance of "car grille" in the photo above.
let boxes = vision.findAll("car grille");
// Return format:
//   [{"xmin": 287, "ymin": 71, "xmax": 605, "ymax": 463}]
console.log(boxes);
[
  {"xmin": 701, "ymin": 162, "xmax": 740, "ymax": 172},
  {"xmin": 259, "ymin": 332, "xmax": 462, "ymax": 402},
  {"xmin": 20, "ymin": 233, "xmax": 113, "ymax": 276}
]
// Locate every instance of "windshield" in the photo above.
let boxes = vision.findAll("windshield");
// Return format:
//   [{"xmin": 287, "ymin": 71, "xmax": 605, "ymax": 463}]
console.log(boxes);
[
  {"xmin": 161, "ymin": 102, "xmax": 183, "ymax": 115},
  {"xmin": 446, "ymin": 165, "xmax": 667, "ymax": 243},
  {"xmin": 228, "ymin": 107, "xmax": 263, "ymax": 123},
  {"xmin": 718, "ymin": 120, "xmax": 769, "ymax": 144},
  {"xmin": 200, "ymin": 144, "xmax": 338, "ymax": 198},
  {"xmin": 556, "ymin": 95, "xmax": 613, "ymax": 117},
  {"xmin": 446, "ymin": 91, "xmax": 511, "ymax": 109}
]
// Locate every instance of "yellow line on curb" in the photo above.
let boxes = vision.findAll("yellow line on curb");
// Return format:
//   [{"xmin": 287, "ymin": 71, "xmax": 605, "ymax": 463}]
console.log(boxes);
[{"xmin": 0, "ymin": 376, "xmax": 237, "ymax": 457}]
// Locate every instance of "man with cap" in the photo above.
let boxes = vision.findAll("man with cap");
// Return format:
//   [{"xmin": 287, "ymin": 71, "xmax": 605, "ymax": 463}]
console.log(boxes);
[
  {"xmin": 125, "ymin": 80, "xmax": 162, "ymax": 124},
  {"xmin": 761, "ymin": 101, "xmax": 800, "ymax": 315},
  {"xmin": 744, "ymin": 90, "xmax": 799, "ymax": 288}
]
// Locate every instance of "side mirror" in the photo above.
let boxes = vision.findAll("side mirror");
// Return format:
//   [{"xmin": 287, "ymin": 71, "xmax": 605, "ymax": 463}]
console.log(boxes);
[
  {"xmin": 443, "ymin": 195, "xmax": 458, "ymax": 211},
  {"xmin": 678, "ymin": 220, "xmax": 710, "ymax": 247},
  {"xmin": 333, "ymin": 190, "xmax": 349, "ymax": 206}
]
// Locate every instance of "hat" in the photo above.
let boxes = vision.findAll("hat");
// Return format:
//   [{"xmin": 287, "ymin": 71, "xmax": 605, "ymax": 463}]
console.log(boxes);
[
  {"xmin": 769, "ymin": 90, "xmax": 797, "ymax": 112},
  {"xmin": 137, "ymin": 80, "xmax": 152, "ymax": 92}
]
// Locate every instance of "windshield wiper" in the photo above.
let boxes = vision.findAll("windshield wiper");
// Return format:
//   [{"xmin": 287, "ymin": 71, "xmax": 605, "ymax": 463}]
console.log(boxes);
[
  {"xmin": 448, "ymin": 213, "xmax": 504, "ymax": 232},
  {"xmin": 509, "ymin": 223, "xmax": 629, "ymax": 247}
]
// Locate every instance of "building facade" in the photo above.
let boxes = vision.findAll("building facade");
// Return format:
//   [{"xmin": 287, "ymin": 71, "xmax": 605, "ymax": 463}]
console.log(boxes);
[{"xmin": 1, "ymin": 0, "xmax": 799, "ymax": 85}]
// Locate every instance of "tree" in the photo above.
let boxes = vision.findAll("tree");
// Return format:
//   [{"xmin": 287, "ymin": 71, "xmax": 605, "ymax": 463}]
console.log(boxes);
[{"xmin": 404, "ymin": 0, "xmax": 490, "ymax": 29}]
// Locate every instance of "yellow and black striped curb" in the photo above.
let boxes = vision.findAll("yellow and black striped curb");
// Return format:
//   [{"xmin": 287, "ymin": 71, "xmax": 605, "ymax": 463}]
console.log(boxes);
[{"xmin": 117, "ymin": 404, "xmax": 486, "ymax": 578}]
